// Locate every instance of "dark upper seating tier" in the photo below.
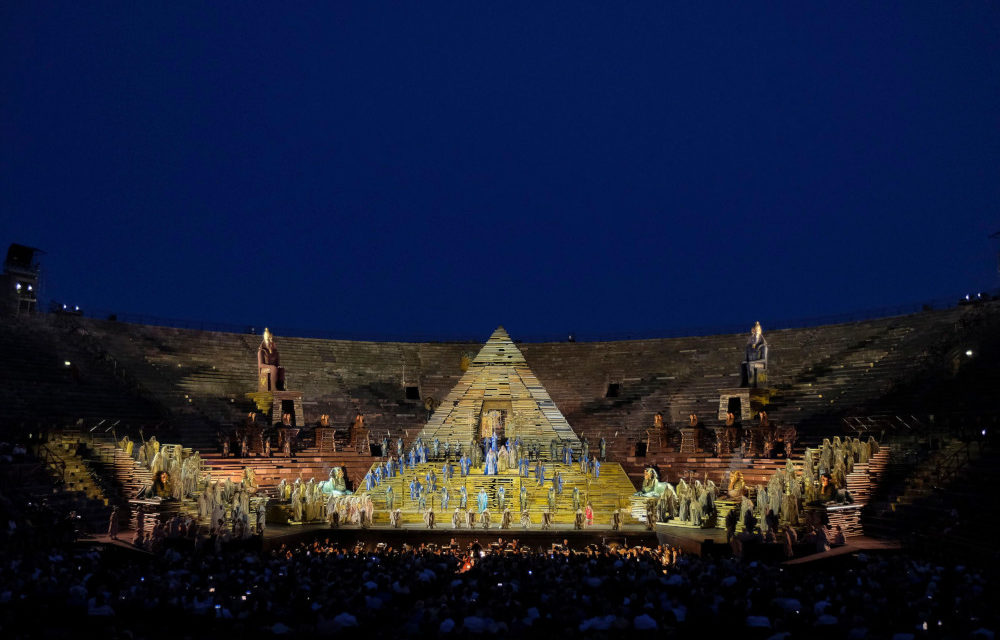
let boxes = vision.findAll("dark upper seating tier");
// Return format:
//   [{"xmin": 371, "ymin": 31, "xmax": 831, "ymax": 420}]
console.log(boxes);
[{"xmin": 2, "ymin": 302, "xmax": 997, "ymax": 455}]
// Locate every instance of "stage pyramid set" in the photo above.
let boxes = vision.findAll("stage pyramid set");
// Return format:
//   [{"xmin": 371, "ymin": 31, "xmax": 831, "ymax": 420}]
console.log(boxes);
[
  {"xmin": 420, "ymin": 327, "xmax": 580, "ymax": 450},
  {"xmin": 360, "ymin": 327, "xmax": 636, "ymax": 527}
]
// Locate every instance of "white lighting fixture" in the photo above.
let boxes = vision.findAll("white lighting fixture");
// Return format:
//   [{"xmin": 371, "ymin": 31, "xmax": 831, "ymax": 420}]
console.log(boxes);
[
  {"xmin": 965, "ymin": 350, "xmax": 973, "ymax": 357},
  {"xmin": 15, "ymin": 283, "xmax": 21, "ymax": 290},
  {"xmin": 27, "ymin": 285, "xmax": 32, "ymax": 291},
  {"xmin": 64, "ymin": 361, "xmax": 71, "ymax": 367}
]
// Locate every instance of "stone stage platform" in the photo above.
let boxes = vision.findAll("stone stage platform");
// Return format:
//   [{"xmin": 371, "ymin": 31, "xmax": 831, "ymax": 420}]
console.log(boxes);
[
  {"xmin": 654, "ymin": 522, "xmax": 902, "ymax": 562},
  {"xmin": 261, "ymin": 522, "xmax": 656, "ymax": 551},
  {"xmin": 782, "ymin": 536, "xmax": 902, "ymax": 564},
  {"xmin": 81, "ymin": 526, "xmax": 898, "ymax": 561},
  {"xmin": 654, "ymin": 523, "xmax": 729, "ymax": 556}
]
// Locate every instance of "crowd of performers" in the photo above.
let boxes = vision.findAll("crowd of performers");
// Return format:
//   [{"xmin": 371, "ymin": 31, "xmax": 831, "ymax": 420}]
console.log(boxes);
[
  {"xmin": 637, "ymin": 435, "xmax": 881, "ymax": 556},
  {"xmin": 273, "ymin": 473, "xmax": 377, "ymax": 529},
  {"xmin": 269, "ymin": 433, "xmax": 624, "ymax": 531},
  {"xmin": 115, "ymin": 434, "xmax": 270, "ymax": 546},
  {"xmin": 371, "ymin": 432, "xmax": 608, "ymax": 474},
  {"xmin": 113, "ymin": 428, "xmax": 624, "ymax": 545},
  {"xmin": 117, "ymin": 434, "xmax": 203, "ymax": 502}
]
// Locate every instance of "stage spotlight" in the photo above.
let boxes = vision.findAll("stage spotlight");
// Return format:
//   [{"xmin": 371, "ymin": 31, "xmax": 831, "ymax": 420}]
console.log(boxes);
[
  {"xmin": 27, "ymin": 285, "xmax": 32, "ymax": 291},
  {"xmin": 15, "ymin": 283, "xmax": 21, "ymax": 291}
]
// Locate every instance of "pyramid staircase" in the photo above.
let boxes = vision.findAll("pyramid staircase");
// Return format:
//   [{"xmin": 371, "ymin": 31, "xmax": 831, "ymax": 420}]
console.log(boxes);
[
  {"xmin": 416, "ymin": 327, "xmax": 582, "ymax": 457},
  {"xmin": 356, "ymin": 460, "xmax": 637, "ymax": 528}
]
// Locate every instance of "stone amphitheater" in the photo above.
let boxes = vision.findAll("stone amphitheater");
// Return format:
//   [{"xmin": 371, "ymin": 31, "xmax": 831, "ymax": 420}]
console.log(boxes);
[{"xmin": 5, "ymin": 299, "xmax": 999, "ymax": 540}]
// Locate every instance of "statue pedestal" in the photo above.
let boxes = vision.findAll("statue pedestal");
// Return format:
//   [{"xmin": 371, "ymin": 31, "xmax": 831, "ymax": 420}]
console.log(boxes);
[
  {"xmin": 246, "ymin": 390, "xmax": 305, "ymax": 426},
  {"xmin": 718, "ymin": 388, "xmax": 753, "ymax": 421},
  {"xmin": 277, "ymin": 428, "xmax": 300, "ymax": 456},
  {"xmin": 717, "ymin": 388, "xmax": 772, "ymax": 421},
  {"xmin": 236, "ymin": 424, "xmax": 265, "ymax": 455},
  {"xmin": 315, "ymin": 427, "xmax": 337, "ymax": 454},
  {"xmin": 710, "ymin": 427, "xmax": 732, "ymax": 456},
  {"xmin": 748, "ymin": 426, "xmax": 773, "ymax": 458},
  {"xmin": 679, "ymin": 427, "xmax": 701, "ymax": 454},
  {"xmin": 645, "ymin": 428, "xmax": 669, "ymax": 454}
]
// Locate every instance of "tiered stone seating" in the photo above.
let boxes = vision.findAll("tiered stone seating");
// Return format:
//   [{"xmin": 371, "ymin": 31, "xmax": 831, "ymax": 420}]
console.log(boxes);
[
  {"xmin": 27, "ymin": 431, "xmax": 122, "ymax": 532},
  {"xmin": 43, "ymin": 432, "xmax": 111, "ymax": 505},
  {"xmin": 522, "ymin": 309, "xmax": 969, "ymax": 470},
  {"xmin": 3, "ymin": 302, "xmax": 992, "ymax": 506},
  {"xmin": 76, "ymin": 318, "xmax": 477, "ymax": 450},
  {"xmin": 0, "ymin": 317, "xmax": 162, "ymax": 424}
]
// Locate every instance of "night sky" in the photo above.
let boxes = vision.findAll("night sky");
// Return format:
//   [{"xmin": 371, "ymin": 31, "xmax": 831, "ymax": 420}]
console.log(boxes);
[{"xmin": 2, "ymin": 3, "xmax": 998, "ymax": 341}]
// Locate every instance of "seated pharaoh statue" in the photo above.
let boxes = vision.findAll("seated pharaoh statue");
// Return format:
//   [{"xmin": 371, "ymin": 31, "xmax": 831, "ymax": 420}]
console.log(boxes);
[
  {"xmin": 257, "ymin": 328, "xmax": 285, "ymax": 392},
  {"xmin": 741, "ymin": 321, "xmax": 768, "ymax": 387}
]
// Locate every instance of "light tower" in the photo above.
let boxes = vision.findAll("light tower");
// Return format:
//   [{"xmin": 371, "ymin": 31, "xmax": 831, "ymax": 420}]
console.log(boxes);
[{"xmin": 1, "ymin": 244, "xmax": 43, "ymax": 316}]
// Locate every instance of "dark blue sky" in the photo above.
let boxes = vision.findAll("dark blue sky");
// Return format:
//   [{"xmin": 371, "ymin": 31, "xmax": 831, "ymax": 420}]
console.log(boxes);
[{"xmin": 2, "ymin": 3, "xmax": 998, "ymax": 340}]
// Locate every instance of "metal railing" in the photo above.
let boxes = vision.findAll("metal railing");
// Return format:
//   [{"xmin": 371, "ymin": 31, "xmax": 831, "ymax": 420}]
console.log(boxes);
[
  {"xmin": 929, "ymin": 441, "xmax": 979, "ymax": 486},
  {"xmin": 842, "ymin": 414, "xmax": 926, "ymax": 441},
  {"xmin": 35, "ymin": 443, "xmax": 67, "ymax": 483}
]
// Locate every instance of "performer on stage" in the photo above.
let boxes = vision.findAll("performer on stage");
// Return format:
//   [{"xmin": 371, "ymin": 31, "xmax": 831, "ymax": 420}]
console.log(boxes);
[{"xmin": 485, "ymin": 448, "xmax": 498, "ymax": 475}]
